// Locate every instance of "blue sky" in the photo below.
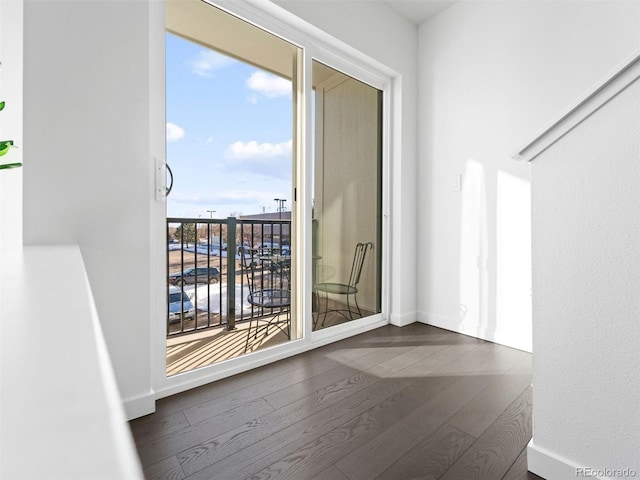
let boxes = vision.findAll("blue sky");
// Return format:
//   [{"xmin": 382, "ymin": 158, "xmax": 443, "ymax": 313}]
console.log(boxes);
[{"xmin": 166, "ymin": 32, "xmax": 292, "ymax": 219}]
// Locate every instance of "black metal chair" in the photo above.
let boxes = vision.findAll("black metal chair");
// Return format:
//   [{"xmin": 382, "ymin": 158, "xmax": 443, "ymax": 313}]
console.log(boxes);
[
  {"xmin": 315, "ymin": 242, "xmax": 373, "ymax": 328},
  {"xmin": 242, "ymin": 250, "xmax": 290, "ymax": 352}
]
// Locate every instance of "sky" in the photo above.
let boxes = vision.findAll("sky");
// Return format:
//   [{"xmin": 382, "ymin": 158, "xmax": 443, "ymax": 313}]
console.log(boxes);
[{"xmin": 166, "ymin": 32, "xmax": 292, "ymax": 219}]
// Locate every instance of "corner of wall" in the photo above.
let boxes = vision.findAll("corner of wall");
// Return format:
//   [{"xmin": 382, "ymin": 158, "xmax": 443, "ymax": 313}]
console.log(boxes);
[
  {"xmin": 123, "ymin": 390, "xmax": 156, "ymax": 421},
  {"xmin": 418, "ymin": 311, "xmax": 532, "ymax": 353},
  {"xmin": 527, "ymin": 439, "xmax": 588, "ymax": 480},
  {"xmin": 389, "ymin": 311, "xmax": 417, "ymax": 327}
]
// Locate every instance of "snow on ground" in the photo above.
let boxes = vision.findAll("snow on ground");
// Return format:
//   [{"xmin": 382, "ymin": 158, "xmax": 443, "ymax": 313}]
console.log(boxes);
[
  {"xmin": 168, "ymin": 243, "xmax": 229, "ymax": 254},
  {"xmin": 171, "ymin": 245, "xmax": 256, "ymax": 266},
  {"xmin": 183, "ymin": 282, "xmax": 253, "ymax": 314},
  {"xmin": 184, "ymin": 245, "xmax": 233, "ymax": 258}
]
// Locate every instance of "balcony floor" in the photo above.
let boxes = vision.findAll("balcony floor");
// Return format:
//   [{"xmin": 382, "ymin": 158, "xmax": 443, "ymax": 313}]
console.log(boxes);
[{"xmin": 166, "ymin": 310, "xmax": 359, "ymax": 376}]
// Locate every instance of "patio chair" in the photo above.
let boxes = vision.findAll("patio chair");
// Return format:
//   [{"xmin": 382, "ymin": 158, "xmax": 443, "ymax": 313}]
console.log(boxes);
[
  {"xmin": 314, "ymin": 242, "xmax": 373, "ymax": 328},
  {"xmin": 242, "ymin": 249, "xmax": 290, "ymax": 352}
]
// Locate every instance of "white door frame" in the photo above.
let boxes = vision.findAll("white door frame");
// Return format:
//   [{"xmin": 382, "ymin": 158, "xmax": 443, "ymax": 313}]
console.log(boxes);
[{"xmin": 151, "ymin": 0, "xmax": 396, "ymax": 401}]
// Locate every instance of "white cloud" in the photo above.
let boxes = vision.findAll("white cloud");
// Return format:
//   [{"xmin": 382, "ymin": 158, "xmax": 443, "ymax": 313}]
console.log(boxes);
[
  {"xmin": 171, "ymin": 190, "xmax": 272, "ymax": 206},
  {"xmin": 246, "ymin": 71, "xmax": 291, "ymax": 98},
  {"xmin": 224, "ymin": 140, "xmax": 292, "ymax": 160},
  {"xmin": 166, "ymin": 122, "xmax": 185, "ymax": 142},
  {"xmin": 188, "ymin": 49, "xmax": 235, "ymax": 77}
]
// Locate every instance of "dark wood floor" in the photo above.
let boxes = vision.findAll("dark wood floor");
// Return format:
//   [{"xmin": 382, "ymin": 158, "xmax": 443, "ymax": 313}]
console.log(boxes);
[{"xmin": 130, "ymin": 323, "xmax": 544, "ymax": 480}]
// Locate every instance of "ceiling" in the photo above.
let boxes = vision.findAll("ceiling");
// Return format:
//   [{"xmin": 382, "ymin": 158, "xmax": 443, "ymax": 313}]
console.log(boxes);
[{"xmin": 382, "ymin": 0, "xmax": 457, "ymax": 25}]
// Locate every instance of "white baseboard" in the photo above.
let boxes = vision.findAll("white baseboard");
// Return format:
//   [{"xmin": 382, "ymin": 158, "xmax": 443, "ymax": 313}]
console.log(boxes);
[
  {"xmin": 123, "ymin": 391, "xmax": 156, "ymax": 421},
  {"xmin": 418, "ymin": 312, "xmax": 532, "ymax": 352},
  {"xmin": 527, "ymin": 439, "xmax": 588, "ymax": 480},
  {"xmin": 418, "ymin": 311, "xmax": 495, "ymax": 342},
  {"xmin": 389, "ymin": 311, "xmax": 417, "ymax": 327}
]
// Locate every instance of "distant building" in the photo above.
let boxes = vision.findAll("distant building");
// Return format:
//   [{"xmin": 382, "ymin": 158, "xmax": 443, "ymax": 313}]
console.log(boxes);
[
  {"xmin": 239, "ymin": 211, "xmax": 291, "ymax": 246},
  {"xmin": 239, "ymin": 211, "xmax": 291, "ymax": 221}
]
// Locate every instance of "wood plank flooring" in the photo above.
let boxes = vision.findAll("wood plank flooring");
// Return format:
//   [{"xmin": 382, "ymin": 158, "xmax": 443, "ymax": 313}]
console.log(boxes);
[{"xmin": 131, "ymin": 323, "xmax": 544, "ymax": 480}]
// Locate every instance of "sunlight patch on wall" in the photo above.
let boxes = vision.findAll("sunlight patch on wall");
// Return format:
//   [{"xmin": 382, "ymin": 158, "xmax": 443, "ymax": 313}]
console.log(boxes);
[
  {"xmin": 496, "ymin": 170, "xmax": 532, "ymax": 350},
  {"xmin": 459, "ymin": 159, "xmax": 488, "ymax": 333}
]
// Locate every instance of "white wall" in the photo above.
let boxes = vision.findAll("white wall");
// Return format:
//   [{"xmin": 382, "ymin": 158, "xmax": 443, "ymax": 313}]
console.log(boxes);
[
  {"xmin": 273, "ymin": 0, "xmax": 419, "ymax": 326},
  {"xmin": 418, "ymin": 1, "xmax": 640, "ymax": 351},
  {"xmin": 22, "ymin": 0, "xmax": 161, "ymax": 418},
  {"xmin": 527, "ymin": 71, "xmax": 640, "ymax": 480},
  {"xmin": 0, "ymin": 0, "xmax": 23, "ymax": 250},
  {"xmin": 20, "ymin": 0, "xmax": 416, "ymax": 416}
]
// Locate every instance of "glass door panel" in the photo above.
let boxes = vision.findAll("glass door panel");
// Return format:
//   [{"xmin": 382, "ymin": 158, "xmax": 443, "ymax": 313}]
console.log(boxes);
[
  {"xmin": 165, "ymin": 0, "xmax": 301, "ymax": 375},
  {"xmin": 311, "ymin": 60, "xmax": 383, "ymax": 331}
]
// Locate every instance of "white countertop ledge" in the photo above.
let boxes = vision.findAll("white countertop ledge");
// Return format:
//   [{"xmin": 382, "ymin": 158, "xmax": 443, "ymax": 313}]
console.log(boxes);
[{"xmin": 0, "ymin": 245, "xmax": 143, "ymax": 479}]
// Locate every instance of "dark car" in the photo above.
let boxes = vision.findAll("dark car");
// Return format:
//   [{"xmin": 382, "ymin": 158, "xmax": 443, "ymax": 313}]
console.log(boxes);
[{"xmin": 169, "ymin": 267, "xmax": 220, "ymax": 286}]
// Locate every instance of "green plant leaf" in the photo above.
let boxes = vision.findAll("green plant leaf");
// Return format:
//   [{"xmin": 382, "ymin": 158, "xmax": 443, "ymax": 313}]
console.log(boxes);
[
  {"xmin": 0, "ymin": 162, "xmax": 22, "ymax": 170},
  {"xmin": 0, "ymin": 140, "xmax": 14, "ymax": 156},
  {"xmin": 0, "ymin": 101, "xmax": 5, "ymax": 111}
]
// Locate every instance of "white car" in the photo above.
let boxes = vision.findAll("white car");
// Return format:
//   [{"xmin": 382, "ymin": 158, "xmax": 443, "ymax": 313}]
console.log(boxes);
[{"xmin": 168, "ymin": 285, "xmax": 195, "ymax": 323}]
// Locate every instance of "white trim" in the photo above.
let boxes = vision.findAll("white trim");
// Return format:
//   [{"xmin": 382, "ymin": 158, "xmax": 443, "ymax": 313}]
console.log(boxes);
[
  {"xmin": 154, "ymin": 314, "xmax": 387, "ymax": 400},
  {"xmin": 123, "ymin": 391, "xmax": 156, "ymax": 421},
  {"xmin": 214, "ymin": 0, "xmax": 398, "ymax": 84},
  {"xmin": 150, "ymin": 0, "xmax": 167, "ymax": 414},
  {"xmin": 512, "ymin": 47, "xmax": 640, "ymax": 162},
  {"xmin": 157, "ymin": 339, "xmax": 310, "ymax": 400},
  {"xmin": 302, "ymin": 47, "xmax": 314, "ymax": 343},
  {"xmin": 311, "ymin": 313, "xmax": 387, "ymax": 343},
  {"xmin": 418, "ymin": 312, "xmax": 532, "ymax": 352},
  {"xmin": 418, "ymin": 311, "xmax": 487, "ymax": 339},
  {"xmin": 390, "ymin": 311, "xmax": 417, "ymax": 327},
  {"xmin": 308, "ymin": 45, "xmax": 390, "ymax": 92},
  {"xmin": 527, "ymin": 439, "xmax": 591, "ymax": 480},
  {"xmin": 291, "ymin": 44, "xmax": 304, "ymax": 345},
  {"xmin": 381, "ymin": 72, "xmax": 393, "ymax": 331}
]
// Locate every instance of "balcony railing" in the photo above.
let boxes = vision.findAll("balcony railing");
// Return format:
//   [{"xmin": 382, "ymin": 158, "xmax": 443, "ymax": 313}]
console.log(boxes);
[{"xmin": 166, "ymin": 217, "xmax": 291, "ymax": 337}]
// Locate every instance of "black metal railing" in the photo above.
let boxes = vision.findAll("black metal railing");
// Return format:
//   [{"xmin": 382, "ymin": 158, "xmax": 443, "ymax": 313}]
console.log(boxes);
[{"xmin": 166, "ymin": 217, "xmax": 291, "ymax": 336}]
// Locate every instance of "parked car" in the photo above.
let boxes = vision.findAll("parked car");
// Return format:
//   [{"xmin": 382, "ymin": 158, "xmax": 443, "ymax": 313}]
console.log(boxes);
[
  {"xmin": 168, "ymin": 285, "xmax": 195, "ymax": 323},
  {"xmin": 168, "ymin": 266, "xmax": 220, "ymax": 286}
]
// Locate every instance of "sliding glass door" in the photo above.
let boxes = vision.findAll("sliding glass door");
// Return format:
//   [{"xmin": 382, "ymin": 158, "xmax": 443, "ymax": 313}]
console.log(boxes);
[
  {"xmin": 161, "ymin": 0, "xmax": 386, "ymax": 382},
  {"xmin": 311, "ymin": 61, "xmax": 383, "ymax": 331}
]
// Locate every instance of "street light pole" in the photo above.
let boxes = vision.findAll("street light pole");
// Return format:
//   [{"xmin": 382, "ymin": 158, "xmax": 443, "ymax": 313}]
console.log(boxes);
[
  {"xmin": 206, "ymin": 209, "xmax": 216, "ymax": 219},
  {"xmin": 273, "ymin": 198, "xmax": 286, "ymax": 220}
]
